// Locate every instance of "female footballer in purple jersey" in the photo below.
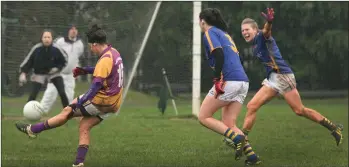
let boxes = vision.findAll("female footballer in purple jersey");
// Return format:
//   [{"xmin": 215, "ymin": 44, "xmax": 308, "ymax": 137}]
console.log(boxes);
[
  {"xmin": 240, "ymin": 8, "xmax": 343, "ymax": 146},
  {"xmin": 15, "ymin": 24, "xmax": 124, "ymax": 167},
  {"xmin": 198, "ymin": 8, "xmax": 261, "ymax": 166}
]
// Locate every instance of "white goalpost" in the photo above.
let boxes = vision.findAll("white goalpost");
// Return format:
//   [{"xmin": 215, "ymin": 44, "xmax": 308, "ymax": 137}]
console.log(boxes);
[
  {"xmin": 192, "ymin": 1, "xmax": 202, "ymax": 117},
  {"xmin": 117, "ymin": 1, "xmax": 201, "ymax": 117}
]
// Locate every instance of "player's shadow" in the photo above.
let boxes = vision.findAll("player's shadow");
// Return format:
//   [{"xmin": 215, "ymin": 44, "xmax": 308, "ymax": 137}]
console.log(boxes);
[{"xmin": 135, "ymin": 113, "xmax": 198, "ymax": 121}]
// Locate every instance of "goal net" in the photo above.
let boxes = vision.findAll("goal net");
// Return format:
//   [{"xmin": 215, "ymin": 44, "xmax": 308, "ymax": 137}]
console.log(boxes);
[
  {"xmin": 1, "ymin": 1, "xmax": 160, "ymax": 98},
  {"xmin": 2, "ymin": 1, "xmax": 199, "ymax": 116}
]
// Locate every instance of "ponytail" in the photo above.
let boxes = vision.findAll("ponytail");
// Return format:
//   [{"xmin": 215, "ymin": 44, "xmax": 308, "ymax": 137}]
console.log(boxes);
[
  {"xmin": 211, "ymin": 9, "xmax": 228, "ymax": 32},
  {"xmin": 199, "ymin": 8, "xmax": 228, "ymax": 32}
]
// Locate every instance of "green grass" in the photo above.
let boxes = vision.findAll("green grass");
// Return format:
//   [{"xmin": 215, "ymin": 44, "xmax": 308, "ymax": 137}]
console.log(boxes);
[{"xmin": 1, "ymin": 82, "xmax": 348, "ymax": 167}]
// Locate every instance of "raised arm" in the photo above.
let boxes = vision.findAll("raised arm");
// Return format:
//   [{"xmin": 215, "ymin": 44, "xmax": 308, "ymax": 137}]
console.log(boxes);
[{"xmin": 261, "ymin": 8, "xmax": 275, "ymax": 38}]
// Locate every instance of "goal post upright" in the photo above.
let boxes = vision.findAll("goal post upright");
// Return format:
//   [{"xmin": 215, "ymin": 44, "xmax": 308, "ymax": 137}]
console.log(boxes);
[{"xmin": 192, "ymin": 1, "xmax": 202, "ymax": 117}]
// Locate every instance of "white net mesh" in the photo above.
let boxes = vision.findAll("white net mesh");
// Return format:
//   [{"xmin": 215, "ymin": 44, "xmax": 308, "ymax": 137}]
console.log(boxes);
[{"xmin": 1, "ymin": 1, "xmax": 158, "ymax": 96}]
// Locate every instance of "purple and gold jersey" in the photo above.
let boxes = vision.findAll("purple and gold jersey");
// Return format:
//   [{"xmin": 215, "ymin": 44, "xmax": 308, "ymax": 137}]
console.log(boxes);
[
  {"xmin": 91, "ymin": 45, "xmax": 123, "ymax": 112},
  {"xmin": 203, "ymin": 27, "xmax": 248, "ymax": 82},
  {"xmin": 252, "ymin": 31, "xmax": 293, "ymax": 77}
]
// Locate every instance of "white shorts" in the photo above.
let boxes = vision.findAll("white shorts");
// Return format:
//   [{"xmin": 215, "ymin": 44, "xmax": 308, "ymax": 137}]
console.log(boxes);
[
  {"xmin": 31, "ymin": 73, "xmax": 61, "ymax": 84},
  {"xmin": 207, "ymin": 81, "xmax": 249, "ymax": 104},
  {"xmin": 75, "ymin": 95, "xmax": 116, "ymax": 120},
  {"xmin": 262, "ymin": 72, "xmax": 296, "ymax": 95}
]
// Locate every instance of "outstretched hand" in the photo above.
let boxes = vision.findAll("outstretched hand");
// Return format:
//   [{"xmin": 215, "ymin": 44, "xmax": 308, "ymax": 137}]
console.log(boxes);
[{"xmin": 261, "ymin": 8, "xmax": 274, "ymax": 23}]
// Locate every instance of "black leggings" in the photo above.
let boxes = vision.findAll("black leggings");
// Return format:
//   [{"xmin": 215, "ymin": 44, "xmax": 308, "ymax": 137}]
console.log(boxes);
[{"xmin": 28, "ymin": 76, "xmax": 69, "ymax": 108}]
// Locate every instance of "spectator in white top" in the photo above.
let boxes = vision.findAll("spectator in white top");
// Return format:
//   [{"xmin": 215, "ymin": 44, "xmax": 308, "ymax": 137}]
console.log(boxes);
[{"xmin": 40, "ymin": 25, "xmax": 85, "ymax": 114}]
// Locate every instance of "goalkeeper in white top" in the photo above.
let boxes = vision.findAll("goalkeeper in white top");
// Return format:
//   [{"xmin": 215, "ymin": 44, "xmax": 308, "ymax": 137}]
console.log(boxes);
[{"xmin": 40, "ymin": 25, "xmax": 85, "ymax": 114}]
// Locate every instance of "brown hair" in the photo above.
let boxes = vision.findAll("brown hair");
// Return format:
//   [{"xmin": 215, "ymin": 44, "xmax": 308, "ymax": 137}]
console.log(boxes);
[
  {"xmin": 40, "ymin": 29, "xmax": 53, "ymax": 42},
  {"xmin": 241, "ymin": 18, "xmax": 259, "ymax": 30}
]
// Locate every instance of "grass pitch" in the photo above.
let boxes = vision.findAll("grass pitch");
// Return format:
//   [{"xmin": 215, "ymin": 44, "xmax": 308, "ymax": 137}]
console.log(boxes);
[{"xmin": 1, "ymin": 82, "xmax": 348, "ymax": 167}]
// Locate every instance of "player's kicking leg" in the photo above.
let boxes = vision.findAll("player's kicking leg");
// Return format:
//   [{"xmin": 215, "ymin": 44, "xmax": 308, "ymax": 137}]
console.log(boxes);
[
  {"xmin": 15, "ymin": 94, "xmax": 87, "ymax": 138},
  {"xmin": 15, "ymin": 104, "xmax": 81, "ymax": 138},
  {"xmin": 222, "ymin": 102, "xmax": 261, "ymax": 165},
  {"xmin": 283, "ymin": 88, "xmax": 343, "ymax": 146},
  {"xmin": 16, "ymin": 95, "xmax": 111, "ymax": 167}
]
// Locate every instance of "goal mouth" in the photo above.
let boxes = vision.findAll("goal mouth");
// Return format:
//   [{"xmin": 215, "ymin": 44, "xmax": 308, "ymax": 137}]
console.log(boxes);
[
  {"xmin": 2, "ymin": 2, "xmax": 201, "ymax": 117},
  {"xmin": 2, "ymin": 1, "xmax": 161, "ymax": 98}
]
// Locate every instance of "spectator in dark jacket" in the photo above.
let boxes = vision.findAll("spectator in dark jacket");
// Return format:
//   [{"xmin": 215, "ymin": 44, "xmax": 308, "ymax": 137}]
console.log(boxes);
[{"xmin": 19, "ymin": 29, "xmax": 69, "ymax": 108}]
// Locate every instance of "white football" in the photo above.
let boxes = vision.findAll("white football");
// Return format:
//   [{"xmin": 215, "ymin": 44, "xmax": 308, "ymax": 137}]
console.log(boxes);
[{"xmin": 23, "ymin": 101, "xmax": 44, "ymax": 121}]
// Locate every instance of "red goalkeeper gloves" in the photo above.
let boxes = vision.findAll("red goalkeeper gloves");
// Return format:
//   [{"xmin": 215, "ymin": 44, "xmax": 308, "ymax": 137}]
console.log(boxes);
[
  {"xmin": 72, "ymin": 67, "xmax": 88, "ymax": 78},
  {"xmin": 213, "ymin": 78, "xmax": 225, "ymax": 98},
  {"xmin": 261, "ymin": 8, "xmax": 275, "ymax": 23}
]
